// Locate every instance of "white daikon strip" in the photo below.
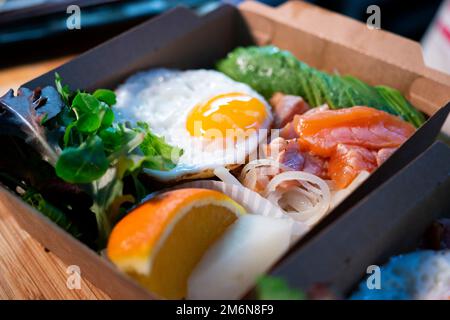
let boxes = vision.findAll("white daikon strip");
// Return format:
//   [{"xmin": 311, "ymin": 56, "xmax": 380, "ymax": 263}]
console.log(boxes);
[{"xmin": 187, "ymin": 215, "xmax": 292, "ymax": 300}]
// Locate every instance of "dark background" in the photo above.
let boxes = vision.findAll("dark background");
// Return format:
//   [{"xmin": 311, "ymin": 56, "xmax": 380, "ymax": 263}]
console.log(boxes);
[
  {"xmin": 307, "ymin": 0, "xmax": 443, "ymax": 41},
  {"xmin": 0, "ymin": 0, "xmax": 444, "ymax": 67}
]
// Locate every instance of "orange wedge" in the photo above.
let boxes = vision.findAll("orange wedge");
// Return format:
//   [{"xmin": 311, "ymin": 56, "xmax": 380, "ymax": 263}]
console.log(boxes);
[{"xmin": 107, "ymin": 188, "xmax": 245, "ymax": 299}]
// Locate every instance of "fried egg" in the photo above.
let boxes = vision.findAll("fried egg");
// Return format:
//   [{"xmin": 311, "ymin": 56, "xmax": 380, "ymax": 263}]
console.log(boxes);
[{"xmin": 114, "ymin": 69, "xmax": 272, "ymax": 181}]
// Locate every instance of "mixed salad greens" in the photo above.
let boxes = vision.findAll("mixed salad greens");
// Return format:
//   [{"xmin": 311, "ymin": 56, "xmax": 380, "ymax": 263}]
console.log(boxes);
[
  {"xmin": 0, "ymin": 75, "xmax": 182, "ymax": 249},
  {"xmin": 217, "ymin": 46, "xmax": 426, "ymax": 127}
]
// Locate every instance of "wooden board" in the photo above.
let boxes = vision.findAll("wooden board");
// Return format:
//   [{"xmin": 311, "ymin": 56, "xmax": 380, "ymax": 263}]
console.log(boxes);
[
  {"xmin": 0, "ymin": 201, "xmax": 110, "ymax": 299},
  {"xmin": 0, "ymin": 56, "xmax": 74, "ymax": 96},
  {"xmin": 0, "ymin": 56, "xmax": 110, "ymax": 300}
]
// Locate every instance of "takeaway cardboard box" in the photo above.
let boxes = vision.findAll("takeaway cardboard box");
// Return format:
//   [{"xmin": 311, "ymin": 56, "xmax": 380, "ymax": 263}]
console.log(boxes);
[
  {"xmin": 1, "ymin": 1, "xmax": 450, "ymax": 299},
  {"xmin": 271, "ymin": 141, "xmax": 450, "ymax": 297}
]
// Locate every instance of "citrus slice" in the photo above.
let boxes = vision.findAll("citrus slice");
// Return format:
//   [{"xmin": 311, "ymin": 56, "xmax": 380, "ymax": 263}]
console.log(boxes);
[{"xmin": 107, "ymin": 188, "xmax": 246, "ymax": 299}]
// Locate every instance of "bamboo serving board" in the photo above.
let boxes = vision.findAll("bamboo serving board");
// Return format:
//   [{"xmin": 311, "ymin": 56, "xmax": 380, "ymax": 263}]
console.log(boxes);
[{"xmin": 0, "ymin": 56, "xmax": 109, "ymax": 300}]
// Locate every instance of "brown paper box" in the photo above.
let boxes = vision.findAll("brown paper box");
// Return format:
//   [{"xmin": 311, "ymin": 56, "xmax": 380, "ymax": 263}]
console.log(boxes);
[{"xmin": 1, "ymin": 1, "xmax": 450, "ymax": 299}]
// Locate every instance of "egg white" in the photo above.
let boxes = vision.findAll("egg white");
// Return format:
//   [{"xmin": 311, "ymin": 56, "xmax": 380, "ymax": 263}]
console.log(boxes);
[{"xmin": 114, "ymin": 69, "xmax": 272, "ymax": 181}]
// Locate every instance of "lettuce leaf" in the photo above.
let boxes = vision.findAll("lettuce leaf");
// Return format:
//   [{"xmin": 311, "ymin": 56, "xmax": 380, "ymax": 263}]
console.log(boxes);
[{"xmin": 0, "ymin": 87, "xmax": 63, "ymax": 164}]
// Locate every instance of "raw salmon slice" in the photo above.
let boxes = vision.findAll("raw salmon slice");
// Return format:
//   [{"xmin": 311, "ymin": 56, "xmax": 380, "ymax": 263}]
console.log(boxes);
[
  {"xmin": 295, "ymin": 106, "xmax": 415, "ymax": 157},
  {"xmin": 328, "ymin": 144, "xmax": 378, "ymax": 189},
  {"xmin": 270, "ymin": 92, "xmax": 310, "ymax": 128}
]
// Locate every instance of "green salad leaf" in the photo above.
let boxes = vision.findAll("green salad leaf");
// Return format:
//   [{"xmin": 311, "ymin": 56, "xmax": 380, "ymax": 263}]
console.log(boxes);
[
  {"xmin": 256, "ymin": 275, "xmax": 305, "ymax": 300},
  {"xmin": 76, "ymin": 112, "xmax": 102, "ymax": 133},
  {"xmin": 137, "ymin": 122, "xmax": 183, "ymax": 171},
  {"xmin": 0, "ymin": 137, "xmax": 98, "ymax": 247},
  {"xmin": 22, "ymin": 190, "xmax": 82, "ymax": 239},
  {"xmin": 56, "ymin": 136, "xmax": 109, "ymax": 183},
  {"xmin": 0, "ymin": 74, "xmax": 182, "ymax": 249},
  {"xmin": 52, "ymin": 74, "xmax": 183, "ymax": 247},
  {"xmin": 93, "ymin": 89, "xmax": 117, "ymax": 106},
  {"xmin": 55, "ymin": 73, "xmax": 72, "ymax": 105},
  {"xmin": 216, "ymin": 46, "xmax": 426, "ymax": 127},
  {"xmin": 72, "ymin": 92, "xmax": 101, "ymax": 114}
]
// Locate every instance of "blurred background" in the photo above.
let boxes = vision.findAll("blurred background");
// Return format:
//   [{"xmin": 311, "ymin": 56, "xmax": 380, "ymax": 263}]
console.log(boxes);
[
  {"xmin": 0, "ymin": 0, "xmax": 447, "ymax": 65},
  {"xmin": 0, "ymin": 0, "xmax": 449, "ymax": 97}
]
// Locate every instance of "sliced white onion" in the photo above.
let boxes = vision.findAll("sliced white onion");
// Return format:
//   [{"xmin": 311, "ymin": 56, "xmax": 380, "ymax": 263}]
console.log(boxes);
[
  {"xmin": 242, "ymin": 168, "xmax": 257, "ymax": 191},
  {"xmin": 217, "ymin": 161, "xmax": 332, "ymax": 227},
  {"xmin": 264, "ymin": 171, "xmax": 331, "ymax": 226},
  {"xmin": 291, "ymin": 185, "xmax": 319, "ymax": 202},
  {"xmin": 213, "ymin": 167, "xmax": 241, "ymax": 186},
  {"xmin": 239, "ymin": 159, "xmax": 293, "ymax": 193},
  {"xmin": 283, "ymin": 188, "xmax": 315, "ymax": 211},
  {"xmin": 240, "ymin": 158, "xmax": 291, "ymax": 181},
  {"xmin": 266, "ymin": 189, "xmax": 283, "ymax": 205}
]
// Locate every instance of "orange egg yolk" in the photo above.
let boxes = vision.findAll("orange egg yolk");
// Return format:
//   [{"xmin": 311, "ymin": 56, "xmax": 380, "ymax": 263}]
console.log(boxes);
[{"xmin": 186, "ymin": 92, "xmax": 267, "ymax": 139}]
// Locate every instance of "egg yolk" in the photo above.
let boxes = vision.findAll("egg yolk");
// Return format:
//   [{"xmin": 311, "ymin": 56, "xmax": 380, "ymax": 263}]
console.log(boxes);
[{"xmin": 186, "ymin": 92, "xmax": 267, "ymax": 139}]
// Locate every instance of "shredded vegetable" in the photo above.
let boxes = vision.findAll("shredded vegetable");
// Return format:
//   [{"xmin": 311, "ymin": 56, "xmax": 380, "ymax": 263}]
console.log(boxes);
[{"xmin": 264, "ymin": 171, "xmax": 331, "ymax": 226}]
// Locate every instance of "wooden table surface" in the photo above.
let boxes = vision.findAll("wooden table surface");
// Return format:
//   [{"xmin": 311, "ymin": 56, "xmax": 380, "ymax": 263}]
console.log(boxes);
[{"xmin": 0, "ymin": 57, "xmax": 110, "ymax": 300}]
